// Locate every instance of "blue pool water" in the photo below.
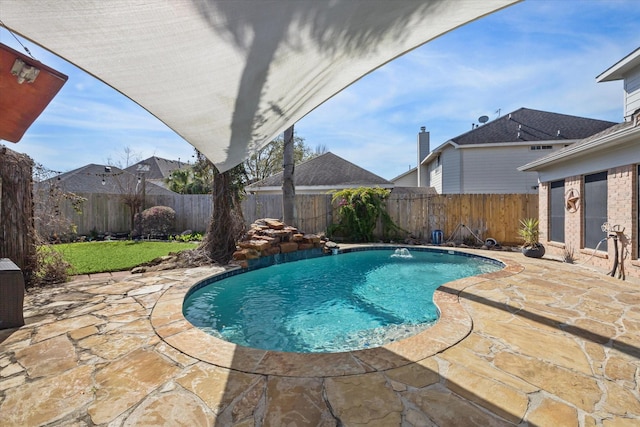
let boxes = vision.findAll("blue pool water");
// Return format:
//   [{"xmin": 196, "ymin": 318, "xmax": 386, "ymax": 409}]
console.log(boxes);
[{"xmin": 183, "ymin": 248, "xmax": 502, "ymax": 353}]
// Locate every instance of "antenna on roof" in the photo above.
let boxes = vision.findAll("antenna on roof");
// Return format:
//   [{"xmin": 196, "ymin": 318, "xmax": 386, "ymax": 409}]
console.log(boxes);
[{"xmin": 478, "ymin": 115, "xmax": 489, "ymax": 125}]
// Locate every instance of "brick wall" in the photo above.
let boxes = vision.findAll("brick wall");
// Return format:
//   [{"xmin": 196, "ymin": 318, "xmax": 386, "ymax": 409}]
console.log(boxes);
[
  {"xmin": 540, "ymin": 167, "xmax": 639, "ymax": 279},
  {"xmin": 608, "ymin": 165, "xmax": 637, "ymax": 261}
]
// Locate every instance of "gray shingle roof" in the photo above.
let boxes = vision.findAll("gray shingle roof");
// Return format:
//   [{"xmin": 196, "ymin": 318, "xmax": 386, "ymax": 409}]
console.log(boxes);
[
  {"xmin": 125, "ymin": 156, "xmax": 191, "ymax": 180},
  {"xmin": 36, "ymin": 163, "xmax": 175, "ymax": 195},
  {"xmin": 451, "ymin": 108, "xmax": 617, "ymax": 145},
  {"xmin": 519, "ymin": 119, "xmax": 637, "ymax": 171},
  {"xmin": 246, "ymin": 152, "xmax": 392, "ymax": 189}
]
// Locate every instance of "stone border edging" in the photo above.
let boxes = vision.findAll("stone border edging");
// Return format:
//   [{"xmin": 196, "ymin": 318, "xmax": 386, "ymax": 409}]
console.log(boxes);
[{"xmin": 151, "ymin": 248, "xmax": 522, "ymax": 378}]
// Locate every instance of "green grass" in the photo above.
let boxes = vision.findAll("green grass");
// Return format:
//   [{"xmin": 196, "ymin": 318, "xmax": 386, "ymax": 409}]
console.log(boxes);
[{"xmin": 48, "ymin": 240, "xmax": 197, "ymax": 275}]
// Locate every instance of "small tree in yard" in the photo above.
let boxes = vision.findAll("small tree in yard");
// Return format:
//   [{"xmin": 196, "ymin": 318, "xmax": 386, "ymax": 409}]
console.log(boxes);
[
  {"xmin": 134, "ymin": 206, "xmax": 176, "ymax": 238},
  {"xmin": 31, "ymin": 163, "xmax": 82, "ymax": 286},
  {"xmin": 33, "ymin": 163, "xmax": 86, "ymax": 242}
]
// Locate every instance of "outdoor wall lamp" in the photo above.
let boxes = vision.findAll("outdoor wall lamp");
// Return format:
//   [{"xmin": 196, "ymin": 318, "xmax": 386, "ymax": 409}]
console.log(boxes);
[{"xmin": 10, "ymin": 58, "xmax": 40, "ymax": 84}]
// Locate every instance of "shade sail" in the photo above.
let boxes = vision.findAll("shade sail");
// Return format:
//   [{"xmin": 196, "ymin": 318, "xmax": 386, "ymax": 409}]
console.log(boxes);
[{"xmin": 1, "ymin": 0, "xmax": 517, "ymax": 171}]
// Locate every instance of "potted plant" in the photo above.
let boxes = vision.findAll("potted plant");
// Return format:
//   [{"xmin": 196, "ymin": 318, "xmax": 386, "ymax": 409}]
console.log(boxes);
[{"xmin": 518, "ymin": 218, "xmax": 545, "ymax": 258}]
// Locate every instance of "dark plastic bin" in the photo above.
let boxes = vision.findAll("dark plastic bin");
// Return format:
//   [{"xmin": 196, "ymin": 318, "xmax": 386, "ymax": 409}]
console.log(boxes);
[{"xmin": 0, "ymin": 258, "xmax": 25, "ymax": 329}]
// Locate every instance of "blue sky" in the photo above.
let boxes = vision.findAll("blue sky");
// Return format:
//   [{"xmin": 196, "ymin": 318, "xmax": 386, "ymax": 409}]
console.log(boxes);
[{"xmin": 2, "ymin": 0, "xmax": 639, "ymax": 179}]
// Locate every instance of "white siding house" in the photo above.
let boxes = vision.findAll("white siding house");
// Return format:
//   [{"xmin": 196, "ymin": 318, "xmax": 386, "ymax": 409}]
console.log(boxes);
[
  {"xmin": 598, "ymin": 47, "xmax": 640, "ymax": 120},
  {"xmin": 392, "ymin": 168, "xmax": 417, "ymax": 187},
  {"xmin": 393, "ymin": 108, "xmax": 617, "ymax": 194}
]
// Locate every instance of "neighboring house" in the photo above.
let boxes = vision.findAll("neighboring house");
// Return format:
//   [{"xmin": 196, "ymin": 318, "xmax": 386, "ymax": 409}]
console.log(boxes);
[
  {"xmin": 245, "ymin": 152, "xmax": 394, "ymax": 195},
  {"xmin": 125, "ymin": 156, "xmax": 191, "ymax": 189},
  {"xmin": 37, "ymin": 163, "xmax": 175, "ymax": 196},
  {"xmin": 393, "ymin": 108, "xmax": 616, "ymax": 194},
  {"xmin": 520, "ymin": 47, "xmax": 640, "ymax": 278}
]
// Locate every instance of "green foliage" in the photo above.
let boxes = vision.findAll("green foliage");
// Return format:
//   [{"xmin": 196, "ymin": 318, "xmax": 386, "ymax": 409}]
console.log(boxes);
[
  {"xmin": 518, "ymin": 218, "xmax": 541, "ymax": 248},
  {"xmin": 49, "ymin": 241, "xmax": 196, "ymax": 275},
  {"xmin": 134, "ymin": 206, "xmax": 176, "ymax": 237},
  {"xmin": 328, "ymin": 187, "xmax": 404, "ymax": 242},
  {"xmin": 170, "ymin": 232, "xmax": 203, "ymax": 242},
  {"xmin": 168, "ymin": 149, "xmax": 248, "ymax": 196},
  {"xmin": 166, "ymin": 168, "xmax": 194, "ymax": 194},
  {"xmin": 244, "ymin": 133, "xmax": 325, "ymax": 183}
]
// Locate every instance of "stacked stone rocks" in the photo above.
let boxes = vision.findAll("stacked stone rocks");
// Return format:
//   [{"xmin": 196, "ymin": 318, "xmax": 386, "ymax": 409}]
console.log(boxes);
[{"xmin": 232, "ymin": 218, "xmax": 325, "ymax": 268}]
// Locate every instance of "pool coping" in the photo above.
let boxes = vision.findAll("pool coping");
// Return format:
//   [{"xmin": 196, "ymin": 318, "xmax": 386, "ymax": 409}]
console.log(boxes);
[{"xmin": 151, "ymin": 246, "xmax": 524, "ymax": 377}]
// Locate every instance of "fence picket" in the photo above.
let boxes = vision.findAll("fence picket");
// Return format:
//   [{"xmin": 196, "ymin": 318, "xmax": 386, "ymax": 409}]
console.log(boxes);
[{"xmin": 42, "ymin": 191, "xmax": 536, "ymax": 245}]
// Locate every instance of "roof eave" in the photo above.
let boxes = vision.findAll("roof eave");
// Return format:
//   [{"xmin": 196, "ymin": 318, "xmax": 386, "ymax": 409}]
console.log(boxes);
[
  {"xmin": 421, "ymin": 141, "xmax": 456, "ymax": 165},
  {"xmin": 596, "ymin": 47, "xmax": 640, "ymax": 82},
  {"xmin": 519, "ymin": 125, "xmax": 640, "ymax": 172}
]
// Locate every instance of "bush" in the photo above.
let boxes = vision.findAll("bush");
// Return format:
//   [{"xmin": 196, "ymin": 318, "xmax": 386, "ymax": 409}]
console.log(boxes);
[
  {"xmin": 32, "ymin": 245, "xmax": 73, "ymax": 286},
  {"xmin": 134, "ymin": 206, "xmax": 176, "ymax": 238},
  {"xmin": 328, "ymin": 187, "xmax": 405, "ymax": 242},
  {"xmin": 170, "ymin": 232, "xmax": 203, "ymax": 242}
]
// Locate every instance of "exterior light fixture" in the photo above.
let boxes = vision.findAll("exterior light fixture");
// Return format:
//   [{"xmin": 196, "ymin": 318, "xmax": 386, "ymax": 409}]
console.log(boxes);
[
  {"xmin": 101, "ymin": 178, "xmax": 106, "ymax": 185},
  {"xmin": 10, "ymin": 58, "xmax": 40, "ymax": 84}
]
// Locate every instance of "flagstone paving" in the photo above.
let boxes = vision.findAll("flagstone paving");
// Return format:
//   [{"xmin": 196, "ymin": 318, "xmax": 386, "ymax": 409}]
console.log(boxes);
[{"xmin": 1, "ymin": 249, "xmax": 639, "ymax": 426}]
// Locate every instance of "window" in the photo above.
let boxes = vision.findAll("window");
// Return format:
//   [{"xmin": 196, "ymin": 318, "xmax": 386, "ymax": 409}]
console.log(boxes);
[
  {"xmin": 549, "ymin": 180, "xmax": 564, "ymax": 242},
  {"xmin": 583, "ymin": 171, "xmax": 608, "ymax": 250}
]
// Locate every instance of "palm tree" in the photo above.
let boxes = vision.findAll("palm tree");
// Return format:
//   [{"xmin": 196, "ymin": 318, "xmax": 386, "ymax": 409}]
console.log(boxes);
[{"xmin": 166, "ymin": 169, "xmax": 191, "ymax": 194}]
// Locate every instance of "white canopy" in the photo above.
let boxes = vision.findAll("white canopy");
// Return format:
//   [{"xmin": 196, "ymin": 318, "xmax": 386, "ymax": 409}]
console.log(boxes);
[{"xmin": 1, "ymin": 0, "xmax": 516, "ymax": 171}]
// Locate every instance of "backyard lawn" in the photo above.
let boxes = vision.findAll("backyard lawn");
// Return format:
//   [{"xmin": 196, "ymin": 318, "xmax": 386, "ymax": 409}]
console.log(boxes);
[{"xmin": 46, "ymin": 240, "xmax": 197, "ymax": 275}]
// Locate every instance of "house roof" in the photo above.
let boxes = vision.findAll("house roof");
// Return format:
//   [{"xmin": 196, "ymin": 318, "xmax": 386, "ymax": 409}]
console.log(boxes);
[
  {"xmin": 518, "ymin": 120, "xmax": 639, "ymax": 172},
  {"xmin": 597, "ymin": 47, "xmax": 640, "ymax": 82},
  {"xmin": 450, "ymin": 108, "xmax": 617, "ymax": 146},
  {"xmin": 246, "ymin": 152, "xmax": 392, "ymax": 190},
  {"xmin": 390, "ymin": 166, "xmax": 417, "ymax": 182},
  {"xmin": 125, "ymin": 157, "xmax": 191, "ymax": 180},
  {"xmin": 36, "ymin": 163, "xmax": 176, "ymax": 195}
]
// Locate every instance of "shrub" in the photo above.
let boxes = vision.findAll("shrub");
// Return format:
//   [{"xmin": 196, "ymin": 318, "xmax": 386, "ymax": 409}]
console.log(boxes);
[
  {"xmin": 31, "ymin": 245, "xmax": 73, "ymax": 286},
  {"xmin": 328, "ymin": 187, "xmax": 405, "ymax": 242},
  {"xmin": 170, "ymin": 232, "xmax": 203, "ymax": 242},
  {"xmin": 134, "ymin": 206, "xmax": 176, "ymax": 238}
]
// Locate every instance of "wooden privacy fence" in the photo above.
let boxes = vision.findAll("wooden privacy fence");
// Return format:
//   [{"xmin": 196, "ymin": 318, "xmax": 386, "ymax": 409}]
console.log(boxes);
[
  {"xmin": 242, "ymin": 192, "xmax": 538, "ymax": 246},
  {"xmin": 41, "ymin": 189, "xmax": 537, "ymax": 245},
  {"xmin": 39, "ymin": 193, "xmax": 213, "ymax": 236}
]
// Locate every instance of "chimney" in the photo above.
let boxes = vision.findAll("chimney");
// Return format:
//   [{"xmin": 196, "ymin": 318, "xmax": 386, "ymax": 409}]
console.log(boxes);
[
  {"xmin": 417, "ymin": 126, "xmax": 430, "ymax": 187},
  {"xmin": 418, "ymin": 126, "xmax": 430, "ymax": 162}
]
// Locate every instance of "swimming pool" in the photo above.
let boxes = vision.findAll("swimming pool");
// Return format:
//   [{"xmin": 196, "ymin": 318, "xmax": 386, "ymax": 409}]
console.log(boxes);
[{"xmin": 183, "ymin": 247, "xmax": 502, "ymax": 353}]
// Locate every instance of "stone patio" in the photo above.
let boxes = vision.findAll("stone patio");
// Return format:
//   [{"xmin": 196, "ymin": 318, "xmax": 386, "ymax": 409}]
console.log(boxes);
[{"xmin": 1, "ymin": 248, "xmax": 639, "ymax": 426}]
